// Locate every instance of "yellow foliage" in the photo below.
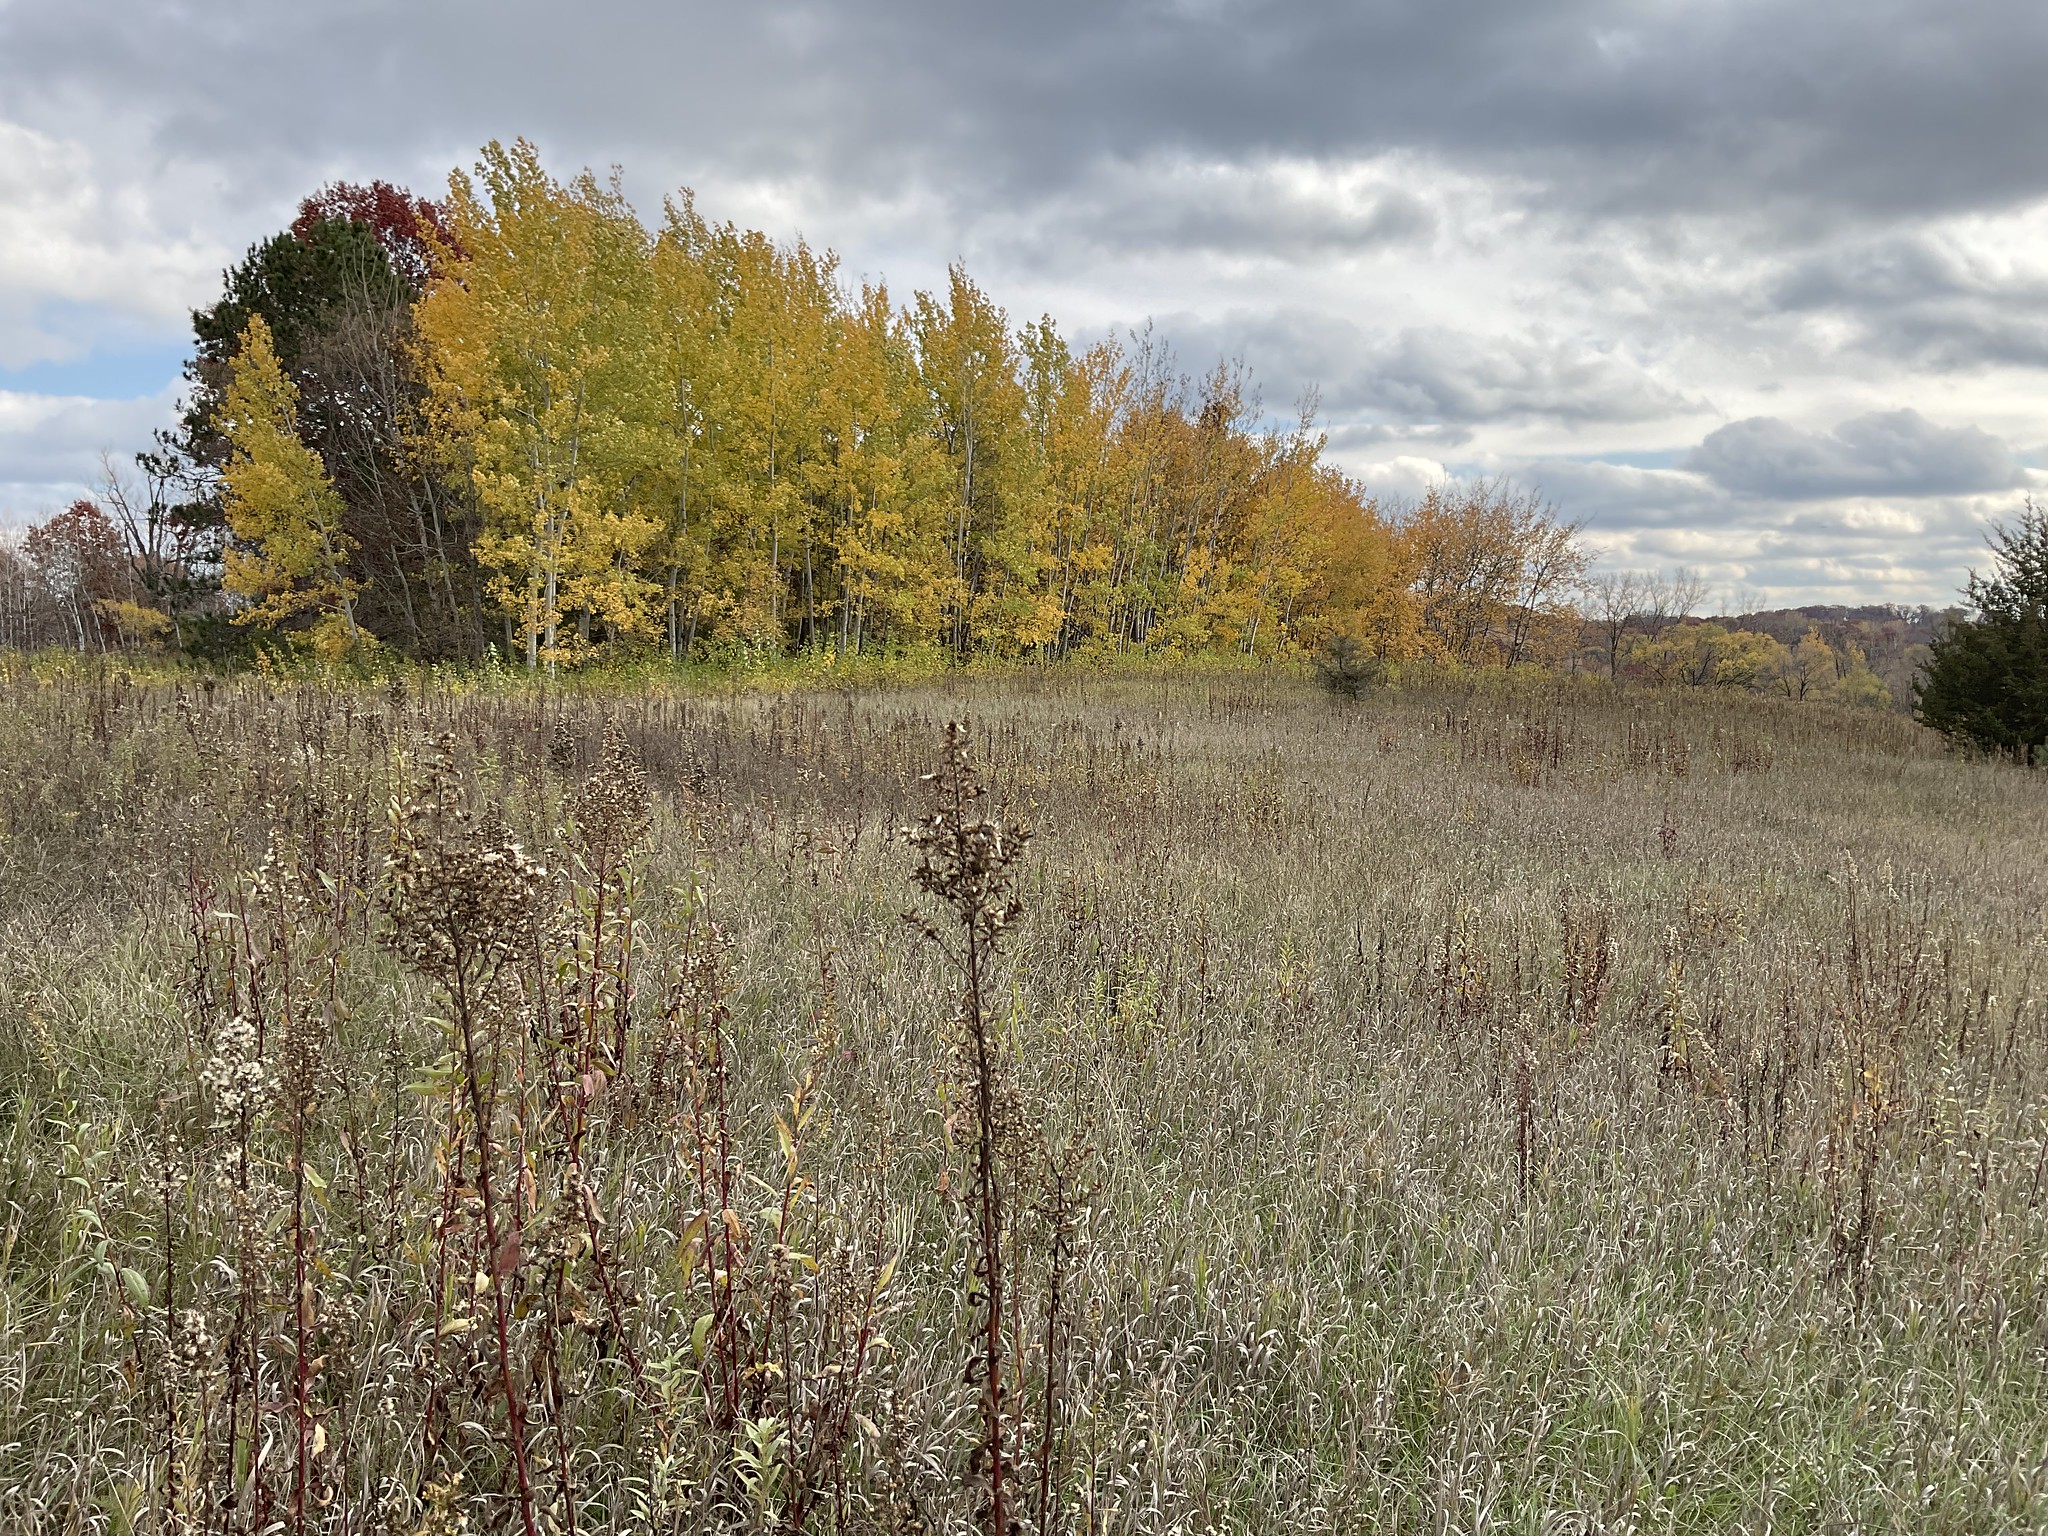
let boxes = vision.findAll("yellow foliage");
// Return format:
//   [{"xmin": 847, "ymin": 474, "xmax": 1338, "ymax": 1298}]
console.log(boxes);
[
  {"xmin": 1623, "ymin": 622, "xmax": 1790, "ymax": 690},
  {"xmin": 93, "ymin": 598, "xmax": 171, "ymax": 649},
  {"xmin": 1403, "ymin": 480, "xmax": 1587, "ymax": 667},
  {"xmin": 414, "ymin": 141, "xmax": 664, "ymax": 672},
  {"xmin": 404, "ymin": 141, "xmax": 1605, "ymax": 672},
  {"xmin": 219, "ymin": 315, "xmax": 363, "ymax": 647}
]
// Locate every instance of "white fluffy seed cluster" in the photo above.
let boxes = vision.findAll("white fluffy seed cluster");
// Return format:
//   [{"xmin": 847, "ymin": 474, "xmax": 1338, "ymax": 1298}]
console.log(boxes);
[{"xmin": 199, "ymin": 1013, "xmax": 267, "ymax": 1125}]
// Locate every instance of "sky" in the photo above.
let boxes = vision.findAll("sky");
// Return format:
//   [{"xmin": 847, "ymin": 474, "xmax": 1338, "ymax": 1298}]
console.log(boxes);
[{"xmin": 3, "ymin": 0, "xmax": 2046, "ymax": 607}]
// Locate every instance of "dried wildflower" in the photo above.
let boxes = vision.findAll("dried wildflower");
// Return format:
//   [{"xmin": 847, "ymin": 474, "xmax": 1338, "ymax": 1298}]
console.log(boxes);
[
  {"xmin": 547, "ymin": 717, "xmax": 579, "ymax": 775},
  {"xmin": 382, "ymin": 736, "xmax": 549, "ymax": 986},
  {"xmin": 573, "ymin": 718, "xmax": 650, "ymax": 862},
  {"xmin": 171, "ymin": 1308, "xmax": 215, "ymax": 1375},
  {"xmin": 903, "ymin": 723, "xmax": 1030, "ymax": 960},
  {"xmin": 199, "ymin": 1013, "xmax": 267, "ymax": 1127},
  {"xmin": 26, "ymin": 1008, "xmax": 59, "ymax": 1073},
  {"xmin": 902, "ymin": 722, "xmax": 1033, "ymax": 1536},
  {"xmin": 411, "ymin": 1472, "xmax": 472, "ymax": 1536}
]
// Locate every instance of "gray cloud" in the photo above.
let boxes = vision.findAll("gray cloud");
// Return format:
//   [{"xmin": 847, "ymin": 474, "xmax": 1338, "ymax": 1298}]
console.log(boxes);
[
  {"xmin": 1770, "ymin": 235, "xmax": 1984, "ymax": 314},
  {"xmin": 1495, "ymin": 454, "xmax": 2018, "ymax": 605},
  {"xmin": 1686, "ymin": 411, "xmax": 2022, "ymax": 500},
  {"xmin": 1017, "ymin": 159, "xmax": 1439, "ymax": 264},
  {"xmin": 1508, "ymin": 458, "xmax": 1724, "ymax": 533},
  {"xmin": 1339, "ymin": 326, "xmax": 1698, "ymax": 425},
  {"xmin": 6, "ymin": 0, "xmax": 2048, "ymax": 233},
  {"xmin": 1149, "ymin": 308, "xmax": 1698, "ymax": 431},
  {"xmin": 1761, "ymin": 231, "xmax": 2048, "ymax": 372},
  {"xmin": 1324, "ymin": 421, "xmax": 1475, "ymax": 454}
]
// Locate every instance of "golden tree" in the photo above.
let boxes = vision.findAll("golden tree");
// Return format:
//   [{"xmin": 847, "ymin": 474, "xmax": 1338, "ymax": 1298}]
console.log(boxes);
[
  {"xmin": 414, "ymin": 141, "xmax": 663, "ymax": 672},
  {"xmin": 219, "ymin": 315, "xmax": 363, "ymax": 653}
]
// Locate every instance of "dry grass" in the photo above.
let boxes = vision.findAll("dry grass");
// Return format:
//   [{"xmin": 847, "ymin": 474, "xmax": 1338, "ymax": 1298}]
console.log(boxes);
[{"xmin": 1, "ymin": 659, "xmax": 2045, "ymax": 1533}]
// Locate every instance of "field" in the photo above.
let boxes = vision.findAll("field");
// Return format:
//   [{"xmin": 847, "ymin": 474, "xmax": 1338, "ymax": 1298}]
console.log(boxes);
[{"xmin": 1, "ymin": 661, "xmax": 2045, "ymax": 1534}]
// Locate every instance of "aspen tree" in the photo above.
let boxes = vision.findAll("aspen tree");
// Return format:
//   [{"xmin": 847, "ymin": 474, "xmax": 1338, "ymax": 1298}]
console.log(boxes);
[
  {"xmin": 340, "ymin": 142, "xmax": 1604, "ymax": 667},
  {"xmin": 415, "ymin": 142, "xmax": 662, "ymax": 671},
  {"xmin": 915, "ymin": 267, "xmax": 1047, "ymax": 655},
  {"xmin": 1023, "ymin": 323, "xmax": 1127, "ymax": 656},
  {"xmin": 554, "ymin": 176, "xmax": 666, "ymax": 652},
  {"xmin": 648, "ymin": 195, "xmax": 719, "ymax": 660},
  {"xmin": 690, "ymin": 230, "xmax": 837, "ymax": 648},
  {"xmin": 219, "ymin": 315, "xmax": 364, "ymax": 653},
  {"xmin": 816, "ymin": 283, "xmax": 952, "ymax": 652}
]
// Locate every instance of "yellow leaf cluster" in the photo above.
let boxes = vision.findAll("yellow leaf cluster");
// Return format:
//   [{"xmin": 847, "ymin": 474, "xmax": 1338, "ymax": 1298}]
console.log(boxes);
[{"xmin": 219, "ymin": 315, "xmax": 364, "ymax": 651}]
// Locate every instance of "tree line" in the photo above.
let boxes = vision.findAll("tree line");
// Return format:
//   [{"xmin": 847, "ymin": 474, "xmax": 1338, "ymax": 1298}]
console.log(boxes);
[
  {"xmin": 8, "ymin": 136, "xmax": 2035, "ymax": 751},
  {"xmin": 4, "ymin": 143, "xmax": 1599, "ymax": 673}
]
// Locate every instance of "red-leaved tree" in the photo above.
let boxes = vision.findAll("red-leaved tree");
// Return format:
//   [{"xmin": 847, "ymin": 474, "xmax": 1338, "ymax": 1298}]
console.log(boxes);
[{"xmin": 292, "ymin": 180, "xmax": 463, "ymax": 290}]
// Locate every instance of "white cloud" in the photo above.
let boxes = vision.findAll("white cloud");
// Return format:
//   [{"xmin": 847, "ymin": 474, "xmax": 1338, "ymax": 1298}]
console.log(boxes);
[
  {"xmin": 0, "ymin": 120, "xmax": 227, "ymax": 368},
  {"xmin": 1493, "ymin": 440, "xmax": 2033, "ymax": 607},
  {"xmin": 0, "ymin": 386, "xmax": 181, "ymax": 524},
  {"xmin": 1354, "ymin": 455, "xmax": 1452, "ymax": 503}
]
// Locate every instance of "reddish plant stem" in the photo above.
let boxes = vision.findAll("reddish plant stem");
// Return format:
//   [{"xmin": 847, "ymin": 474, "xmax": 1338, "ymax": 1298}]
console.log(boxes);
[{"xmin": 450, "ymin": 959, "xmax": 542, "ymax": 1536}]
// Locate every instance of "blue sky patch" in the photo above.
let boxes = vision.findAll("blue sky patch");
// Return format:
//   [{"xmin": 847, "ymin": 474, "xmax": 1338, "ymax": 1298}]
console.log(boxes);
[{"xmin": 0, "ymin": 342, "xmax": 188, "ymax": 401}]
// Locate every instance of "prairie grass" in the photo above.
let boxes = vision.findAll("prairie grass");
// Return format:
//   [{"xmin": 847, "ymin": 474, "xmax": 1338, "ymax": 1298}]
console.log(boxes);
[{"xmin": 0, "ymin": 659, "xmax": 2044, "ymax": 1533}]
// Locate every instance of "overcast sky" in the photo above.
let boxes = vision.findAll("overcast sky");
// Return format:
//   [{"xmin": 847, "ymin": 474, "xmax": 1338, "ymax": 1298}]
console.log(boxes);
[{"xmin": 4, "ymin": 0, "xmax": 2046, "ymax": 606}]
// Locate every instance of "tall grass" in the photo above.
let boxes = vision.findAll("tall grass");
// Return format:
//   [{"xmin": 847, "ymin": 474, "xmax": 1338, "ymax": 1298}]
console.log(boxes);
[{"xmin": 1, "ymin": 659, "xmax": 2045, "ymax": 1532}]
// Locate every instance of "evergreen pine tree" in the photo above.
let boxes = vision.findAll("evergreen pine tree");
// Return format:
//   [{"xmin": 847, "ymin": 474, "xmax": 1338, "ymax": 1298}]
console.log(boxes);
[{"xmin": 1918, "ymin": 501, "xmax": 2048, "ymax": 762}]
